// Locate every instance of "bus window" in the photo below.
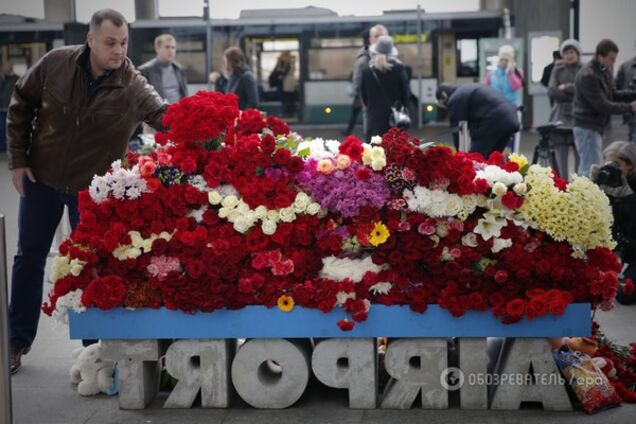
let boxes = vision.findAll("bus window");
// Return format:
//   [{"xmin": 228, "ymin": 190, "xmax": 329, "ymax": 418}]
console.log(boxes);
[
  {"xmin": 308, "ymin": 47, "xmax": 359, "ymax": 80},
  {"xmin": 394, "ymin": 42, "xmax": 434, "ymax": 78}
]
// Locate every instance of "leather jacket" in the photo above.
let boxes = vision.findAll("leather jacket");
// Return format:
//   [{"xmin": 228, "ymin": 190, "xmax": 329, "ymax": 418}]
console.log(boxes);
[{"xmin": 7, "ymin": 44, "xmax": 167, "ymax": 194}]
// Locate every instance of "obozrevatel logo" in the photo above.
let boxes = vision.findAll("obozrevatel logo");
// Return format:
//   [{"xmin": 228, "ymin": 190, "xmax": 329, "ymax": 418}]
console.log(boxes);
[{"xmin": 440, "ymin": 367, "xmax": 465, "ymax": 391}]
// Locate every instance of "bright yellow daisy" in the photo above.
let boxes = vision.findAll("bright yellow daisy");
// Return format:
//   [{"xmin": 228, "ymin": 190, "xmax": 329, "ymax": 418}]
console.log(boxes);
[
  {"xmin": 369, "ymin": 221, "xmax": 390, "ymax": 247},
  {"xmin": 277, "ymin": 295, "xmax": 295, "ymax": 312}
]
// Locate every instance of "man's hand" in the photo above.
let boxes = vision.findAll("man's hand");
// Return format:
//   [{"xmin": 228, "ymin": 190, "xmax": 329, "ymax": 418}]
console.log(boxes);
[{"xmin": 11, "ymin": 167, "xmax": 36, "ymax": 197}]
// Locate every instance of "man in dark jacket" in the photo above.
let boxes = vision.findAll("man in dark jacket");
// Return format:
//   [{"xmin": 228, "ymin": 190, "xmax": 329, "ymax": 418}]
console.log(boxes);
[
  {"xmin": 573, "ymin": 39, "xmax": 636, "ymax": 176},
  {"xmin": 6, "ymin": 8, "xmax": 167, "ymax": 374},
  {"xmin": 138, "ymin": 33, "xmax": 188, "ymax": 104},
  {"xmin": 436, "ymin": 83, "xmax": 520, "ymax": 158},
  {"xmin": 616, "ymin": 54, "xmax": 636, "ymax": 141}
]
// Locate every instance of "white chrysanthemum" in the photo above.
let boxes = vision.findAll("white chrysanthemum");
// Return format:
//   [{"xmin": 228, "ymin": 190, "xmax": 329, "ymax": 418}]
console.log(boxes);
[
  {"xmin": 186, "ymin": 206, "xmax": 208, "ymax": 223},
  {"xmin": 335, "ymin": 290, "xmax": 356, "ymax": 307},
  {"xmin": 370, "ymin": 135, "xmax": 383, "ymax": 145},
  {"xmin": 51, "ymin": 289, "xmax": 86, "ymax": 326}
]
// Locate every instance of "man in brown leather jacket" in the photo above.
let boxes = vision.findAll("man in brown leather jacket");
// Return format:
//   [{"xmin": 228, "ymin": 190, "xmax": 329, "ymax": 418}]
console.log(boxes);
[{"xmin": 6, "ymin": 8, "xmax": 168, "ymax": 374}]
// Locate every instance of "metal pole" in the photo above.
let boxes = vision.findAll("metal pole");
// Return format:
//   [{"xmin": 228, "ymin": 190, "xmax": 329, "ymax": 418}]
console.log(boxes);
[
  {"xmin": 0, "ymin": 214, "xmax": 12, "ymax": 424},
  {"xmin": 416, "ymin": 4, "xmax": 423, "ymax": 129},
  {"xmin": 204, "ymin": 0, "xmax": 212, "ymax": 90},
  {"xmin": 458, "ymin": 120, "xmax": 469, "ymax": 152}
]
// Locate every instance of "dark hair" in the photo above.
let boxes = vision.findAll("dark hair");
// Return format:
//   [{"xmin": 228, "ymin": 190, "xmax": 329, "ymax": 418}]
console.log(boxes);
[
  {"xmin": 595, "ymin": 39, "xmax": 619, "ymax": 57},
  {"xmin": 89, "ymin": 9, "xmax": 127, "ymax": 33},
  {"xmin": 224, "ymin": 47, "xmax": 247, "ymax": 75},
  {"xmin": 552, "ymin": 50, "xmax": 561, "ymax": 60}
]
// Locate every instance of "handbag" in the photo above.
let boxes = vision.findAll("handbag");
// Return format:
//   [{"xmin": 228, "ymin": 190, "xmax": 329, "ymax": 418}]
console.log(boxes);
[{"xmin": 370, "ymin": 68, "xmax": 411, "ymax": 130}]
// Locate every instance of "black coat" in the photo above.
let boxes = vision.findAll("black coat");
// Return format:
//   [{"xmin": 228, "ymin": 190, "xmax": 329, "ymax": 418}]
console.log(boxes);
[
  {"xmin": 360, "ymin": 61, "xmax": 410, "ymax": 142},
  {"xmin": 610, "ymin": 176, "xmax": 636, "ymax": 264},
  {"xmin": 226, "ymin": 65, "xmax": 259, "ymax": 110},
  {"xmin": 438, "ymin": 83, "xmax": 519, "ymax": 156}
]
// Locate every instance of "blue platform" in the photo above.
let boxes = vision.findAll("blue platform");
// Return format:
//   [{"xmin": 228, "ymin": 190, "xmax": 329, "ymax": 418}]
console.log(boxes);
[{"xmin": 68, "ymin": 304, "xmax": 591, "ymax": 339}]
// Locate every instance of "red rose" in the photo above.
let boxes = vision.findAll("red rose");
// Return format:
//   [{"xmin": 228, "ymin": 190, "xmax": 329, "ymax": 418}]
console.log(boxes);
[
  {"xmin": 337, "ymin": 319, "xmax": 355, "ymax": 331},
  {"xmin": 273, "ymin": 148, "xmax": 291, "ymax": 166},
  {"xmin": 286, "ymin": 157, "xmax": 304, "ymax": 174},
  {"xmin": 623, "ymin": 279, "xmax": 635, "ymax": 296},
  {"xmin": 261, "ymin": 134, "xmax": 276, "ymax": 154},
  {"xmin": 181, "ymin": 157, "xmax": 197, "ymax": 174},
  {"xmin": 473, "ymin": 178, "xmax": 490, "ymax": 194},
  {"xmin": 339, "ymin": 136, "xmax": 364, "ymax": 161},
  {"xmin": 505, "ymin": 298, "xmax": 526, "ymax": 317}
]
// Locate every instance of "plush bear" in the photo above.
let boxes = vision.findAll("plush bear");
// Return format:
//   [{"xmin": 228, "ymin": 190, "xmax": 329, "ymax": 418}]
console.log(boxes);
[
  {"xmin": 69, "ymin": 344, "xmax": 115, "ymax": 396},
  {"xmin": 592, "ymin": 357, "xmax": 617, "ymax": 379}
]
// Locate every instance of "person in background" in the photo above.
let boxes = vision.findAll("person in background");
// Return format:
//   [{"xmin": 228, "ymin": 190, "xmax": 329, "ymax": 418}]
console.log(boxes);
[
  {"xmin": 573, "ymin": 38, "xmax": 636, "ymax": 176},
  {"xmin": 548, "ymin": 39, "xmax": 582, "ymax": 127},
  {"xmin": 352, "ymin": 24, "xmax": 389, "ymax": 137},
  {"xmin": 484, "ymin": 45, "xmax": 524, "ymax": 151},
  {"xmin": 0, "ymin": 61, "xmax": 19, "ymax": 152},
  {"xmin": 590, "ymin": 141, "xmax": 636, "ymax": 304},
  {"xmin": 344, "ymin": 70, "xmax": 363, "ymax": 135},
  {"xmin": 223, "ymin": 46, "xmax": 259, "ymax": 110},
  {"xmin": 359, "ymin": 35, "xmax": 409, "ymax": 142},
  {"xmin": 271, "ymin": 51, "xmax": 297, "ymax": 117},
  {"xmin": 435, "ymin": 83, "xmax": 520, "ymax": 158},
  {"xmin": 541, "ymin": 50, "xmax": 562, "ymax": 96},
  {"xmin": 6, "ymin": 8, "xmax": 167, "ymax": 374},
  {"xmin": 616, "ymin": 54, "xmax": 636, "ymax": 142},
  {"xmin": 138, "ymin": 33, "xmax": 188, "ymax": 104}
]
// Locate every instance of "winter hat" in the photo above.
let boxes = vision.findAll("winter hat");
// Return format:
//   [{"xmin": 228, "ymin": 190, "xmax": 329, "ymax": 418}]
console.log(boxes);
[
  {"xmin": 498, "ymin": 44, "xmax": 515, "ymax": 61},
  {"xmin": 560, "ymin": 38, "xmax": 581, "ymax": 56},
  {"xmin": 369, "ymin": 35, "xmax": 398, "ymax": 57}
]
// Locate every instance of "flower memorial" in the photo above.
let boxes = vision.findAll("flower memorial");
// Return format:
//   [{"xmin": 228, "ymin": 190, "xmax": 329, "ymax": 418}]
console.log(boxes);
[{"xmin": 43, "ymin": 91, "xmax": 623, "ymax": 332}]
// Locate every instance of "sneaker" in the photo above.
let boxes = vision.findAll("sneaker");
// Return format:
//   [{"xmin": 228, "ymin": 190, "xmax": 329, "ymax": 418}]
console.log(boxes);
[{"xmin": 9, "ymin": 346, "xmax": 31, "ymax": 375}]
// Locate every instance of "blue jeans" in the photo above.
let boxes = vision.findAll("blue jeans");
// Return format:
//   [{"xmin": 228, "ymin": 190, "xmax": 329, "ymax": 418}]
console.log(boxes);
[
  {"xmin": 9, "ymin": 178, "xmax": 79, "ymax": 349},
  {"xmin": 573, "ymin": 126, "xmax": 603, "ymax": 176},
  {"xmin": 0, "ymin": 111, "xmax": 7, "ymax": 151}
]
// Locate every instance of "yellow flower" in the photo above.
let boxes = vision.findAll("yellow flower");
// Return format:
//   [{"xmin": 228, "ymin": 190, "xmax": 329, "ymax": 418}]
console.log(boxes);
[
  {"xmin": 508, "ymin": 153, "xmax": 528, "ymax": 169},
  {"xmin": 277, "ymin": 295, "xmax": 295, "ymax": 312},
  {"xmin": 369, "ymin": 221, "xmax": 390, "ymax": 247}
]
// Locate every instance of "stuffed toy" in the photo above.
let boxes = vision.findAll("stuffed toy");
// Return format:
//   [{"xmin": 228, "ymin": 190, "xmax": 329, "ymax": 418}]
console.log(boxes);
[
  {"xmin": 592, "ymin": 357, "xmax": 617, "ymax": 379},
  {"xmin": 69, "ymin": 344, "xmax": 115, "ymax": 396}
]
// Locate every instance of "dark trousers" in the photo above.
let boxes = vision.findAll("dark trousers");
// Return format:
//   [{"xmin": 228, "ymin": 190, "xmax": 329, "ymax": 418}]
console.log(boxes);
[
  {"xmin": 470, "ymin": 135, "xmax": 511, "ymax": 159},
  {"xmin": 9, "ymin": 178, "xmax": 80, "ymax": 349}
]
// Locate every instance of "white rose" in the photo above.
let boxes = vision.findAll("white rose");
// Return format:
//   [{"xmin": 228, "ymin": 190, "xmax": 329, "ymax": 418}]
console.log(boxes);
[
  {"xmin": 266, "ymin": 210, "xmax": 280, "ymax": 222},
  {"xmin": 236, "ymin": 201, "xmax": 250, "ymax": 214},
  {"xmin": 254, "ymin": 205, "xmax": 268, "ymax": 219},
  {"xmin": 371, "ymin": 158, "xmax": 386, "ymax": 171},
  {"xmin": 208, "ymin": 191, "xmax": 223, "ymax": 205},
  {"xmin": 476, "ymin": 195, "xmax": 488, "ymax": 208},
  {"xmin": 445, "ymin": 195, "xmax": 463, "ymax": 216},
  {"xmin": 370, "ymin": 135, "xmax": 382, "ymax": 145},
  {"xmin": 461, "ymin": 232, "xmax": 478, "ymax": 247},
  {"xmin": 158, "ymin": 231, "xmax": 172, "ymax": 241},
  {"xmin": 362, "ymin": 144, "xmax": 373, "ymax": 165},
  {"xmin": 218, "ymin": 207, "xmax": 230, "ymax": 219},
  {"xmin": 370, "ymin": 146, "xmax": 385, "ymax": 160},
  {"xmin": 261, "ymin": 220, "xmax": 277, "ymax": 235},
  {"xmin": 233, "ymin": 217, "xmax": 251, "ymax": 234},
  {"xmin": 492, "ymin": 182, "xmax": 508, "ymax": 197},
  {"xmin": 221, "ymin": 195, "xmax": 239, "ymax": 208},
  {"xmin": 306, "ymin": 203, "xmax": 321, "ymax": 215},
  {"xmin": 513, "ymin": 182, "xmax": 528, "ymax": 196},
  {"xmin": 279, "ymin": 207, "xmax": 297, "ymax": 223}
]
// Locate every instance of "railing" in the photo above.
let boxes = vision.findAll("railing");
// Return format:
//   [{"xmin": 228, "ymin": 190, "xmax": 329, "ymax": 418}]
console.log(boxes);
[{"xmin": 0, "ymin": 214, "xmax": 13, "ymax": 424}]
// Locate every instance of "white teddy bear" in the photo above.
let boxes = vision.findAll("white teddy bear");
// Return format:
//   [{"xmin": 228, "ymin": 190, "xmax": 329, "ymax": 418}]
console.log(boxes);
[{"xmin": 69, "ymin": 344, "xmax": 115, "ymax": 396}]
